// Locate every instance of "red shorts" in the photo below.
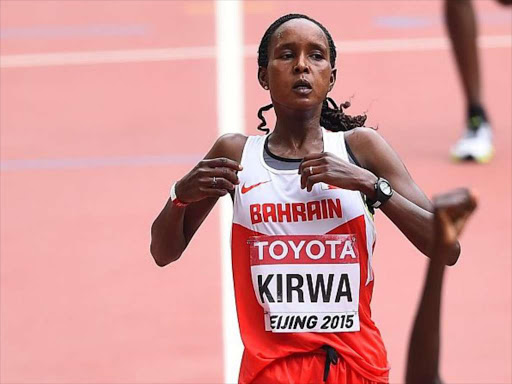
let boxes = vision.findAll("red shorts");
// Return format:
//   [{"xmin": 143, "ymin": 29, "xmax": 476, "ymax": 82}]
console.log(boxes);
[{"xmin": 249, "ymin": 350, "xmax": 386, "ymax": 384}]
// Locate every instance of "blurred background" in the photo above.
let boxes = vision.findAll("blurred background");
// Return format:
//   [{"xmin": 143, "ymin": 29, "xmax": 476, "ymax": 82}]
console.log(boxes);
[{"xmin": 1, "ymin": 1, "xmax": 510, "ymax": 383}]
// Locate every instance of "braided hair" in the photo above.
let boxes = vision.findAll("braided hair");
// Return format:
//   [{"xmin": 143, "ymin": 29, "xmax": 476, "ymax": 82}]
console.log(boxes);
[{"xmin": 256, "ymin": 14, "xmax": 367, "ymax": 134}]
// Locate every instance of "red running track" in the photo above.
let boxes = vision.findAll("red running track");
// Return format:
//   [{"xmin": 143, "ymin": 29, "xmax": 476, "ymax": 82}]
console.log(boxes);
[{"xmin": 1, "ymin": 1, "xmax": 510, "ymax": 383}]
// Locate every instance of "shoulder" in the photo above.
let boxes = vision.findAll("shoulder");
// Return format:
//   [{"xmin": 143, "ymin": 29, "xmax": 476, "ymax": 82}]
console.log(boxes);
[
  {"xmin": 206, "ymin": 133, "xmax": 248, "ymax": 163},
  {"xmin": 215, "ymin": 132, "xmax": 248, "ymax": 151},
  {"xmin": 344, "ymin": 127, "xmax": 387, "ymax": 168},
  {"xmin": 344, "ymin": 127, "xmax": 382, "ymax": 147}
]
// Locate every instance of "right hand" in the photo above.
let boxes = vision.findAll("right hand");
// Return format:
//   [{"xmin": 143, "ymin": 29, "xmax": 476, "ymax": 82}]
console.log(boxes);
[{"xmin": 175, "ymin": 157, "xmax": 243, "ymax": 204}]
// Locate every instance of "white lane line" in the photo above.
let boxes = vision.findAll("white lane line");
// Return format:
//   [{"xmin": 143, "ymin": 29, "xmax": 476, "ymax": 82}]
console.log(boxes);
[
  {"xmin": 0, "ymin": 154, "xmax": 202, "ymax": 171},
  {"xmin": 0, "ymin": 46, "xmax": 216, "ymax": 68},
  {"xmin": 215, "ymin": 1, "xmax": 244, "ymax": 383},
  {"xmin": 335, "ymin": 34, "xmax": 512, "ymax": 52},
  {"xmin": 1, "ymin": 35, "xmax": 510, "ymax": 68}
]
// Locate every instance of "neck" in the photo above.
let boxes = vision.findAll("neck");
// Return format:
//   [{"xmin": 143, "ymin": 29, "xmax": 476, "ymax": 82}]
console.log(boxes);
[{"xmin": 271, "ymin": 102, "xmax": 323, "ymax": 151}]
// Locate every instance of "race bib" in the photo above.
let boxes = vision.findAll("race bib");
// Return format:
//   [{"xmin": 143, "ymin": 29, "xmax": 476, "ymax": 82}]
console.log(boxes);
[{"xmin": 248, "ymin": 234, "xmax": 360, "ymax": 333}]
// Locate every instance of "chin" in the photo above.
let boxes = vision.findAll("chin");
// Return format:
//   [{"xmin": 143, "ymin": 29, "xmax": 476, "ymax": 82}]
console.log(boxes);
[
  {"xmin": 287, "ymin": 98, "xmax": 321, "ymax": 110},
  {"xmin": 272, "ymin": 94, "xmax": 323, "ymax": 112}
]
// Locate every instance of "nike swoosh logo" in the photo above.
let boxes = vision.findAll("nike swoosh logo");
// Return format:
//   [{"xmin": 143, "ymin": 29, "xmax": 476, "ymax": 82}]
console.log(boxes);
[{"xmin": 241, "ymin": 180, "xmax": 271, "ymax": 194}]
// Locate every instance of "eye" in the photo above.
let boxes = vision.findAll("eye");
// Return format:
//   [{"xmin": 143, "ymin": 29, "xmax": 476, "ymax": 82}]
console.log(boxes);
[
  {"xmin": 281, "ymin": 52, "xmax": 294, "ymax": 59},
  {"xmin": 311, "ymin": 52, "xmax": 325, "ymax": 60}
]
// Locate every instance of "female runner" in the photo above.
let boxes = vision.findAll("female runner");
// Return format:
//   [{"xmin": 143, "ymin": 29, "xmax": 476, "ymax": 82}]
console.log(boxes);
[{"xmin": 150, "ymin": 14, "xmax": 461, "ymax": 384}]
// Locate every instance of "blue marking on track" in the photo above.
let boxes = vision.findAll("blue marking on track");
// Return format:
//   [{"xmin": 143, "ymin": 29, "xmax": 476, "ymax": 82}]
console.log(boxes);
[
  {"xmin": 375, "ymin": 11, "xmax": 512, "ymax": 29},
  {"xmin": 0, "ymin": 24, "xmax": 149, "ymax": 39},
  {"xmin": 0, "ymin": 154, "xmax": 202, "ymax": 171},
  {"xmin": 375, "ymin": 16, "xmax": 437, "ymax": 29}
]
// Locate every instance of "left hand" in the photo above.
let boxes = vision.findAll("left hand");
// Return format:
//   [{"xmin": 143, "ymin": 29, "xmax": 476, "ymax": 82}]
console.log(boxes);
[{"xmin": 299, "ymin": 152, "xmax": 376, "ymax": 193}]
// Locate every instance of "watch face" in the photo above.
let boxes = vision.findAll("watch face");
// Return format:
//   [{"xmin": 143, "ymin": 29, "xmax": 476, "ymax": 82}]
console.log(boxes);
[{"xmin": 379, "ymin": 180, "xmax": 392, "ymax": 196}]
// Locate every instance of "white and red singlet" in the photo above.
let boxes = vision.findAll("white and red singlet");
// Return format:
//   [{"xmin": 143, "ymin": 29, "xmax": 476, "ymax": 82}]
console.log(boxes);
[{"xmin": 231, "ymin": 128, "xmax": 390, "ymax": 383}]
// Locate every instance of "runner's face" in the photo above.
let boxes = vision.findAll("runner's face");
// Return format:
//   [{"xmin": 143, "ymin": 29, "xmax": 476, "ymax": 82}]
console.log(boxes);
[{"xmin": 260, "ymin": 19, "xmax": 336, "ymax": 111}]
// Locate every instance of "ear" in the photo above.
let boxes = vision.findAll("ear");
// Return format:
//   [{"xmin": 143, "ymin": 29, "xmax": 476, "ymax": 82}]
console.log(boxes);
[
  {"xmin": 258, "ymin": 66, "xmax": 269, "ymax": 90},
  {"xmin": 328, "ymin": 68, "xmax": 337, "ymax": 92}
]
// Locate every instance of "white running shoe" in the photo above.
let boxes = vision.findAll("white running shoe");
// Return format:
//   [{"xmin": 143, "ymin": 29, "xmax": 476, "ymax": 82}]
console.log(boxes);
[{"xmin": 451, "ymin": 120, "xmax": 494, "ymax": 163}]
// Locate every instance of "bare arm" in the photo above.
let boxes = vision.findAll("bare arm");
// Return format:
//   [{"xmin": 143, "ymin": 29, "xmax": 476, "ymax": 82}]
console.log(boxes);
[
  {"xmin": 150, "ymin": 133, "xmax": 246, "ymax": 266},
  {"xmin": 299, "ymin": 127, "xmax": 461, "ymax": 264},
  {"xmin": 406, "ymin": 189, "xmax": 477, "ymax": 384},
  {"xmin": 406, "ymin": 256, "xmax": 445, "ymax": 384},
  {"xmin": 349, "ymin": 128, "xmax": 461, "ymax": 264}
]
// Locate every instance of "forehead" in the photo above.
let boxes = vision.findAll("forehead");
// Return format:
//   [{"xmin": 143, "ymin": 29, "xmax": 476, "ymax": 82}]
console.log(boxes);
[{"xmin": 270, "ymin": 18, "xmax": 329, "ymax": 50}]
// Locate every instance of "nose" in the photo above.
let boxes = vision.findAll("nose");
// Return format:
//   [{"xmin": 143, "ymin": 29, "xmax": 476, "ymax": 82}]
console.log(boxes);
[{"xmin": 293, "ymin": 53, "xmax": 309, "ymax": 74}]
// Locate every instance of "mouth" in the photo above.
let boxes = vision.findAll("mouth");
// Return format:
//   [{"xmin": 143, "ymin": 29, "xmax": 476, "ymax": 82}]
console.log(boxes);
[
  {"xmin": 293, "ymin": 79, "xmax": 312, "ymax": 90},
  {"xmin": 292, "ymin": 79, "xmax": 313, "ymax": 95}
]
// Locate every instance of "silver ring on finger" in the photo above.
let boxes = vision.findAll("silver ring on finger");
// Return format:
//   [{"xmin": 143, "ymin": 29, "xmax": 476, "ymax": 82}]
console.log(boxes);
[
  {"xmin": 309, "ymin": 166, "xmax": 314, "ymax": 175},
  {"xmin": 212, "ymin": 176, "xmax": 217, "ymax": 187}
]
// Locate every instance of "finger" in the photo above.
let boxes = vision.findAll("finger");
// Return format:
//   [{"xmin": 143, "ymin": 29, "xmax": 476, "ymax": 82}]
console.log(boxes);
[
  {"xmin": 300, "ymin": 165, "xmax": 327, "ymax": 189},
  {"xmin": 438, "ymin": 195, "xmax": 478, "ymax": 223},
  {"xmin": 212, "ymin": 176, "xmax": 235, "ymax": 191},
  {"xmin": 200, "ymin": 176, "xmax": 235, "ymax": 191},
  {"xmin": 200, "ymin": 187, "xmax": 229, "ymax": 197},
  {"xmin": 433, "ymin": 188, "xmax": 474, "ymax": 210},
  {"xmin": 300, "ymin": 166, "xmax": 314, "ymax": 189},
  {"xmin": 437, "ymin": 210, "xmax": 457, "ymax": 244},
  {"xmin": 435, "ymin": 208, "xmax": 473, "ymax": 241},
  {"xmin": 467, "ymin": 190, "xmax": 478, "ymax": 211},
  {"xmin": 453, "ymin": 211, "xmax": 473, "ymax": 237},
  {"xmin": 305, "ymin": 174, "xmax": 327, "ymax": 192},
  {"xmin": 458, "ymin": 191, "xmax": 478, "ymax": 215},
  {"xmin": 206, "ymin": 167, "xmax": 240, "ymax": 185},
  {"xmin": 204, "ymin": 157, "xmax": 243, "ymax": 171},
  {"xmin": 299, "ymin": 158, "xmax": 326, "ymax": 174},
  {"xmin": 301, "ymin": 152, "xmax": 326, "ymax": 162}
]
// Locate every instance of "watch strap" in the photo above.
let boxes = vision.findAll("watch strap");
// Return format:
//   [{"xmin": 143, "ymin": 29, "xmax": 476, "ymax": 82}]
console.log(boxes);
[{"xmin": 366, "ymin": 177, "xmax": 393, "ymax": 209}]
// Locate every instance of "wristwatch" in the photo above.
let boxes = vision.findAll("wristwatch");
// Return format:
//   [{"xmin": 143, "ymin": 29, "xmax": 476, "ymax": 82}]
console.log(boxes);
[
  {"xmin": 366, "ymin": 177, "xmax": 393, "ymax": 209},
  {"xmin": 170, "ymin": 182, "xmax": 189, "ymax": 207}
]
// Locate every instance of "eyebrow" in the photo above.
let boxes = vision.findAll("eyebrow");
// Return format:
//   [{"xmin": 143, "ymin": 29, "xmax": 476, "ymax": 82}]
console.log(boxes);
[
  {"xmin": 308, "ymin": 42, "xmax": 328, "ymax": 52},
  {"xmin": 274, "ymin": 41, "xmax": 328, "ymax": 52}
]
